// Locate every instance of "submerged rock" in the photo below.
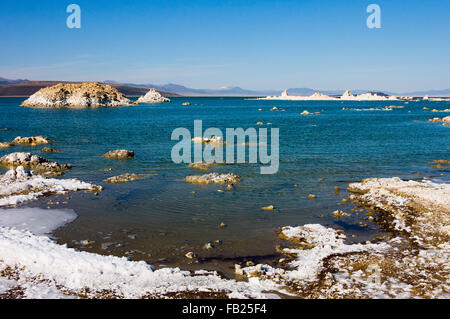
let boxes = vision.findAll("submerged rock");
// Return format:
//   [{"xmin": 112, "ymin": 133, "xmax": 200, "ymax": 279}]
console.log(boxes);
[
  {"xmin": 188, "ymin": 162, "xmax": 215, "ymax": 170},
  {"xmin": 185, "ymin": 252, "xmax": 196, "ymax": 259},
  {"xmin": 0, "ymin": 152, "xmax": 71, "ymax": 176},
  {"xmin": 0, "ymin": 142, "xmax": 14, "ymax": 148},
  {"xmin": 429, "ymin": 116, "xmax": 450, "ymax": 125},
  {"xmin": 331, "ymin": 210, "xmax": 350, "ymax": 218},
  {"xmin": 13, "ymin": 136, "xmax": 50, "ymax": 145},
  {"xmin": 431, "ymin": 109, "xmax": 450, "ymax": 112},
  {"xmin": 433, "ymin": 159, "xmax": 450, "ymax": 165},
  {"xmin": 203, "ymin": 242, "xmax": 214, "ymax": 250},
  {"xmin": 185, "ymin": 173, "xmax": 241, "ymax": 185},
  {"xmin": 21, "ymin": 82, "xmax": 133, "ymax": 108},
  {"xmin": 42, "ymin": 147, "xmax": 59, "ymax": 153},
  {"xmin": 136, "ymin": 88, "xmax": 170, "ymax": 103},
  {"xmin": 104, "ymin": 173, "xmax": 147, "ymax": 184},
  {"xmin": 101, "ymin": 149, "xmax": 135, "ymax": 159}
]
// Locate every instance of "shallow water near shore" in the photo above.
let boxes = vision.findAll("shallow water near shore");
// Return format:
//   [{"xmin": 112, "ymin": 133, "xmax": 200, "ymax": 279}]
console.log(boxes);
[{"xmin": 0, "ymin": 97, "xmax": 449, "ymax": 278}]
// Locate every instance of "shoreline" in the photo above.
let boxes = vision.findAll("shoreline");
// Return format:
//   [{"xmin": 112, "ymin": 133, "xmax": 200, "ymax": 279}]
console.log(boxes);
[
  {"xmin": 0, "ymin": 96, "xmax": 449, "ymax": 299},
  {"xmin": 0, "ymin": 174, "xmax": 448, "ymax": 298}
]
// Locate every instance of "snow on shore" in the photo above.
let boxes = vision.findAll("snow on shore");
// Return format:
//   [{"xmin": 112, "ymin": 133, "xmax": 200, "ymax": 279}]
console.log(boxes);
[
  {"xmin": 0, "ymin": 208, "xmax": 77, "ymax": 235},
  {"xmin": 1, "ymin": 173, "xmax": 448, "ymax": 298},
  {"xmin": 0, "ymin": 166, "xmax": 101, "ymax": 207},
  {"xmin": 0, "ymin": 166, "xmax": 275, "ymax": 299},
  {"xmin": 0, "ymin": 226, "xmax": 275, "ymax": 299},
  {"xmin": 239, "ymin": 178, "xmax": 450, "ymax": 298}
]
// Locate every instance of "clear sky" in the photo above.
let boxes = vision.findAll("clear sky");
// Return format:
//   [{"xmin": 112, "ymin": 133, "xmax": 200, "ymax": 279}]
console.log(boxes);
[{"xmin": 1, "ymin": 0, "xmax": 449, "ymax": 92}]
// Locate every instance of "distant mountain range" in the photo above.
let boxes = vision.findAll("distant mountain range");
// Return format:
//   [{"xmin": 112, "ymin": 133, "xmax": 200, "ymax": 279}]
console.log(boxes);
[
  {"xmin": 111, "ymin": 82, "xmax": 279, "ymax": 97},
  {"xmin": 0, "ymin": 79, "xmax": 179, "ymax": 97},
  {"xmin": 0, "ymin": 77, "xmax": 29, "ymax": 85},
  {"xmin": 1, "ymin": 77, "xmax": 449, "ymax": 97},
  {"xmin": 114, "ymin": 82, "xmax": 450, "ymax": 97}
]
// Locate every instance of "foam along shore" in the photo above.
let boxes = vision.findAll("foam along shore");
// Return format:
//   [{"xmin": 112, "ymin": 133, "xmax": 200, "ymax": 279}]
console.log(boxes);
[
  {"xmin": 0, "ymin": 221, "xmax": 275, "ymax": 299},
  {"xmin": 21, "ymin": 82, "xmax": 134, "ymax": 108},
  {"xmin": 0, "ymin": 166, "xmax": 102, "ymax": 207},
  {"xmin": 259, "ymin": 89, "xmax": 404, "ymax": 101},
  {"xmin": 238, "ymin": 177, "xmax": 450, "ymax": 298},
  {"xmin": 136, "ymin": 88, "xmax": 171, "ymax": 103}
]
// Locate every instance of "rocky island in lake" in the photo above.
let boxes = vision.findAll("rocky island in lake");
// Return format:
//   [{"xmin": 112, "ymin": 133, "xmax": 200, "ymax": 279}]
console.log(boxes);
[
  {"xmin": 21, "ymin": 82, "xmax": 134, "ymax": 108},
  {"xmin": 136, "ymin": 88, "xmax": 171, "ymax": 103}
]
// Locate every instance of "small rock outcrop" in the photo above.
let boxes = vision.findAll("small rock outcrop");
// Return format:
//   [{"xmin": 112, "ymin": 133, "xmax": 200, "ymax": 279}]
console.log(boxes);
[
  {"xmin": 191, "ymin": 136, "xmax": 225, "ymax": 145},
  {"xmin": 0, "ymin": 142, "xmax": 14, "ymax": 148},
  {"xmin": 21, "ymin": 82, "xmax": 133, "ymax": 108},
  {"xmin": 433, "ymin": 159, "xmax": 450, "ymax": 165},
  {"xmin": 136, "ymin": 88, "xmax": 170, "ymax": 103},
  {"xmin": 101, "ymin": 150, "xmax": 135, "ymax": 159},
  {"xmin": 0, "ymin": 166, "xmax": 102, "ymax": 207},
  {"xmin": 431, "ymin": 109, "xmax": 450, "ymax": 112},
  {"xmin": 331, "ymin": 210, "xmax": 350, "ymax": 218},
  {"xmin": 429, "ymin": 116, "xmax": 450, "ymax": 126},
  {"xmin": 42, "ymin": 147, "xmax": 59, "ymax": 153},
  {"xmin": 188, "ymin": 162, "xmax": 215, "ymax": 170},
  {"xmin": 13, "ymin": 136, "xmax": 50, "ymax": 145},
  {"xmin": 341, "ymin": 90, "xmax": 354, "ymax": 98},
  {"xmin": 185, "ymin": 173, "xmax": 241, "ymax": 185},
  {"xmin": 0, "ymin": 152, "xmax": 71, "ymax": 176},
  {"xmin": 104, "ymin": 173, "xmax": 147, "ymax": 184}
]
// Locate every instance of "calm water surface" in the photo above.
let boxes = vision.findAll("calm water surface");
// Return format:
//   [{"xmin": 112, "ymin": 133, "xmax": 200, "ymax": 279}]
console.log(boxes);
[{"xmin": 0, "ymin": 97, "xmax": 449, "ymax": 277}]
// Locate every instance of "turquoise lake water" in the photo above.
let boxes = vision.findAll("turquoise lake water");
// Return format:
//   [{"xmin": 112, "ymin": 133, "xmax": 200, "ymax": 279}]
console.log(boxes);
[{"xmin": 0, "ymin": 97, "xmax": 449, "ymax": 276}]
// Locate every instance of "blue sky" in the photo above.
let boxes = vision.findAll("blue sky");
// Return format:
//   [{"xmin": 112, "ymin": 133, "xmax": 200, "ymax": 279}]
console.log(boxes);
[{"xmin": 1, "ymin": 0, "xmax": 449, "ymax": 92}]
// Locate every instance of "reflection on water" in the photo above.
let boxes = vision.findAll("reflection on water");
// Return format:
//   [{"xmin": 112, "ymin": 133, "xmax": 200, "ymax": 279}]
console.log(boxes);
[{"xmin": 1, "ymin": 97, "xmax": 449, "ymax": 276}]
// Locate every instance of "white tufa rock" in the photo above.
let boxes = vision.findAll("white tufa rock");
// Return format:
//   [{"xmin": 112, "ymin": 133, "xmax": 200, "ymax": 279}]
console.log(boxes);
[
  {"xmin": 21, "ymin": 82, "xmax": 133, "ymax": 108},
  {"xmin": 136, "ymin": 88, "xmax": 171, "ymax": 103}
]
